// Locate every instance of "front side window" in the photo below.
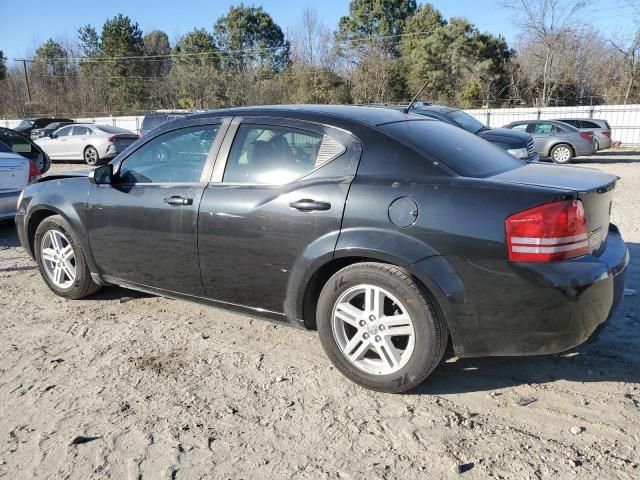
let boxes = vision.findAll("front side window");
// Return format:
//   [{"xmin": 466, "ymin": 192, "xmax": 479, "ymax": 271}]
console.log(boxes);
[
  {"xmin": 55, "ymin": 126, "xmax": 73, "ymax": 137},
  {"xmin": 223, "ymin": 124, "xmax": 345, "ymax": 185},
  {"xmin": 118, "ymin": 124, "xmax": 220, "ymax": 184},
  {"xmin": 72, "ymin": 127, "xmax": 89, "ymax": 136}
]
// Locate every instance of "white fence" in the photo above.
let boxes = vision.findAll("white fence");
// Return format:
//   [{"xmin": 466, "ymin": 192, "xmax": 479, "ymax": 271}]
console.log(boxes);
[{"xmin": 4, "ymin": 104, "xmax": 640, "ymax": 146}]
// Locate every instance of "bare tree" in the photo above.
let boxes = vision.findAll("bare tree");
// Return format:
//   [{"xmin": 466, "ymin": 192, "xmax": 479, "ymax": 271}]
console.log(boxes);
[
  {"xmin": 290, "ymin": 7, "xmax": 335, "ymax": 68},
  {"xmin": 504, "ymin": 0, "xmax": 591, "ymax": 106}
]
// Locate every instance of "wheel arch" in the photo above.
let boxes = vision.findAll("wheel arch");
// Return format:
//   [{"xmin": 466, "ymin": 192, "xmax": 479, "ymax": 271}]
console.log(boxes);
[{"xmin": 547, "ymin": 142, "xmax": 575, "ymax": 159}]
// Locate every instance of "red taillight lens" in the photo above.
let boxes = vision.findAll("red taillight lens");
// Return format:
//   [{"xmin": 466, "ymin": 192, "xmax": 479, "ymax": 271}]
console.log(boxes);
[
  {"xmin": 602, "ymin": 131, "xmax": 611, "ymax": 138},
  {"xmin": 505, "ymin": 200, "xmax": 590, "ymax": 262},
  {"xmin": 107, "ymin": 135, "xmax": 115, "ymax": 142},
  {"xmin": 580, "ymin": 132, "xmax": 593, "ymax": 140},
  {"xmin": 28, "ymin": 159, "xmax": 41, "ymax": 183}
]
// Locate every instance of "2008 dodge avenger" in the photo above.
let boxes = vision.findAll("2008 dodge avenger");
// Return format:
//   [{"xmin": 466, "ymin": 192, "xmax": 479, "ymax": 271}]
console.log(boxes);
[{"xmin": 16, "ymin": 105, "xmax": 628, "ymax": 392}]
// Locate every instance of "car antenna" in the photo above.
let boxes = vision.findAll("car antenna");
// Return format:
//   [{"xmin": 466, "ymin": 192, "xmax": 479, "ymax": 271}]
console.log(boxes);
[{"xmin": 403, "ymin": 79, "xmax": 429, "ymax": 114}]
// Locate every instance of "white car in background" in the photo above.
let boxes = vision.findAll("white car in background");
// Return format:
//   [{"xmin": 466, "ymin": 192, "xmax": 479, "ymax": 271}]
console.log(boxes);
[
  {"xmin": 35, "ymin": 123, "xmax": 139, "ymax": 165},
  {"xmin": 0, "ymin": 143, "xmax": 37, "ymax": 221}
]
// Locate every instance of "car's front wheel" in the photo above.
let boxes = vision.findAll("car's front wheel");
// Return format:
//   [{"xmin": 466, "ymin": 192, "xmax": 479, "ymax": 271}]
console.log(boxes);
[
  {"xmin": 84, "ymin": 146, "xmax": 100, "ymax": 166},
  {"xmin": 34, "ymin": 215, "xmax": 101, "ymax": 299},
  {"xmin": 317, "ymin": 263, "xmax": 448, "ymax": 393},
  {"xmin": 550, "ymin": 144, "xmax": 573, "ymax": 163}
]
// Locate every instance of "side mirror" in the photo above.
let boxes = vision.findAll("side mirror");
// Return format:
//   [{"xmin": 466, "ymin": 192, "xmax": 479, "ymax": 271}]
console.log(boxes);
[{"xmin": 89, "ymin": 164, "xmax": 113, "ymax": 185}]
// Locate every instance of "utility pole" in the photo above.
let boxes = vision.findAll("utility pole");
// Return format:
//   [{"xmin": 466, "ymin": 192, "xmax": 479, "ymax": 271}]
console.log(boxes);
[{"xmin": 15, "ymin": 59, "xmax": 33, "ymax": 103}]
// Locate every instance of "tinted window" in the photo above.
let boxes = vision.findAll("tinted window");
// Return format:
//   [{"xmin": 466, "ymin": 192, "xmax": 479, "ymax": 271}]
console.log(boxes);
[
  {"xmin": 16, "ymin": 120, "xmax": 34, "ymax": 129},
  {"xmin": 72, "ymin": 126, "xmax": 89, "ymax": 136},
  {"xmin": 55, "ymin": 126, "xmax": 73, "ymax": 137},
  {"xmin": 532, "ymin": 123, "xmax": 558, "ymax": 134},
  {"xmin": 559, "ymin": 119, "xmax": 579, "ymax": 128},
  {"xmin": 0, "ymin": 140, "xmax": 13, "ymax": 153},
  {"xmin": 141, "ymin": 115, "xmax": 168, "ymax": 131},
  {"xmin": 381, "ymin": 120, "xmax": 524, "ymax": 178},
  {"xmin": 509, "ymin": 124, "xmax": 528, "ymax": 132},
  {"xmin": 224, "ymin": 124, "xmax": 344, "ymax": 184},
  {"xmin": 0, "ymin": 129, "xmax": 33, "ymax": 154},
  {"xmin": 579, "ymin": 120, "xmax": 600, "ymax": 129},
  {"xmin": 118, "ymin": 124, "xmax": 220, "ymax": 184}
]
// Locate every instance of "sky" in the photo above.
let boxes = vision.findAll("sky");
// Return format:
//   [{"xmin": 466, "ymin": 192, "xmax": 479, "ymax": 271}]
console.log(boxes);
[{"xmin": 0, "ymin": 0, "xmax": 638, "ymax": 63}]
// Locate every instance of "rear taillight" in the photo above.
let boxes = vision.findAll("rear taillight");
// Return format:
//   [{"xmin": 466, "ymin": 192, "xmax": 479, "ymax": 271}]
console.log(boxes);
[
  {"xmin": 106, "ymin": 135, "xmax": 115, "ymax": 142},
  {"xmin": 602, "ymin": 131, "xmax": 611, "ymax": 138},
  {"xmin": 28, "ymin": 159, "xmax": 41, "ymax": 183},
  {"xmin": 505, "ymin": 200, "xmax": 590, "ymax": 262},
  {"xmin": 580, "ymin": 132, "xmax": 593, "ymax": 140}
]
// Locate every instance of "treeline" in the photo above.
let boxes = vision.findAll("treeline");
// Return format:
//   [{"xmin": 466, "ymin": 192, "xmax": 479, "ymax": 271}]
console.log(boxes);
[{"xmin": 1, "ymin": 0, "xmax": 639, "ymax": 118}]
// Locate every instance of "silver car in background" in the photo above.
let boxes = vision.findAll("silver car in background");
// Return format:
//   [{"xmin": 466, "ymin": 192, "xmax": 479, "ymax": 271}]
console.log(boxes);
[
  {"xmin": 502, "ymin": 120, "xmax": 595, "ymax": 164},
  {"xmin": 35, "ymin": 123, "xmax": 139, "ymax": 165},
  {"xmin": 552, "ymin": 118, "xmax": 612, "ymax": 150}
]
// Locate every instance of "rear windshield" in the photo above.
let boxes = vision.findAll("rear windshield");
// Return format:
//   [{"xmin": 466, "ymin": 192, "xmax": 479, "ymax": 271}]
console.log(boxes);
[
  {"xmin": 381, "ymin": 120, "xmax": 524, "ymax": 178},
  {"xmin": 96, "ymin": 125, "xmax": 133, "ymax": 134}
]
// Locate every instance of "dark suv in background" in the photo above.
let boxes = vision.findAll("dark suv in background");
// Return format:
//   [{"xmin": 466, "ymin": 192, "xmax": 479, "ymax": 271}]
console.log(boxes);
[
  {"xmin": 407, "ymin": 104, "xmax": 539, "ymax": 162},
  {"xmin": 139, "ymin": 110, "xmax": 194, "ymax": 136},
  {"xmin": 14, "ymin": 117, "xmax": 74, "ymax": 137}
]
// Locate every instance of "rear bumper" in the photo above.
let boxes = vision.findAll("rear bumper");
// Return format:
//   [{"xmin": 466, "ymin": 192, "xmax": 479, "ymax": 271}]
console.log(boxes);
[
  {"xmin": 0, "ymin": 191, "xmax": 20, "ymax": 221},
  {"xmin": 575, "ymin": 142, "xmax": 596, "ymax": 157},
  {"xmin": 596, "ymin": 136, "xmax": 613, "ymax": 150},
  {"xmin": 433, "ymin": 224, "xmax": 628, "ymax": 357}
]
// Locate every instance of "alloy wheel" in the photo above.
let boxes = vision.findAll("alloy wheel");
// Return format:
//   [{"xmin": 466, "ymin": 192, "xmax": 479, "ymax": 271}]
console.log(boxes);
[
  {"xmin": 41, "ymin": 229, "xmax": 76, "ymax": 289},
  {"xmin": 553, "ymin": 146, "xmax": 571, "ymax": 163},
  {"xmin": 85, "ymin": 147, "xmax": 98, "ymax": 165},
  {"xmin": 331, "ymin": 284, "xmax": 416, "ymax": 375}
]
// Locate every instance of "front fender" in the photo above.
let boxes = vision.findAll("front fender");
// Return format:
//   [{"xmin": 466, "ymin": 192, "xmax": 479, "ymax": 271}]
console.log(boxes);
[{"xmin": 22, "ymin": 178, "xmax": 98, "ymax": 273}]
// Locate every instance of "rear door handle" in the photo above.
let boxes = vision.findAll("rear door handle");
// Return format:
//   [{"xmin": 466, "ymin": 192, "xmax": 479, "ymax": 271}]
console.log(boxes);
[
  {"xmin": 289, "ymin": 199, "xmax": 331, "ymax": 212},
  {"xmin": 164, "ymin": 195, "xmax": 193, "ymax": 206}
]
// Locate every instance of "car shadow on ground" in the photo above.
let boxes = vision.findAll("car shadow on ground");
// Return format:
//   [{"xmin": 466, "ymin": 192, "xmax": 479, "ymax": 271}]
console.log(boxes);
[
  {"xmin": 574, "ymin": 150, "xmax": 640, "ymax": 164},
  {"xmin": 0, "ymin": 221, "xmax": 21, "ymax": 248}
]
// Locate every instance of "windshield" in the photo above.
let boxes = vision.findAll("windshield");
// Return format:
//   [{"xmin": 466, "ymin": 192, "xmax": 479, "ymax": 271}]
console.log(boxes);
[
  {"xmin": 16, "ymin": 120, "xmax": 35, "ymax": 129},
  {"xmin": 446, "ymin": 110, "xmax": 486, "ymax": 133},
  {"xmin": 381, "ymin": 120, "xmax": 524, "ymax": 178},
  {"xmin": 141, "ymin": 115, "xmax": 167, "ymax": 131}
]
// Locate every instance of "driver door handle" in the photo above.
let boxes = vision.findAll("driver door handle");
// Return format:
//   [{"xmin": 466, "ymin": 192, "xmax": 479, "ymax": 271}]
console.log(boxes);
[
  {"xmin": 289, "ymin": 199, "xmax": 331, "ymax": 212},
  {"xmin": 164, "ymin": 195, "xmax": 193, "ymax": 206}
]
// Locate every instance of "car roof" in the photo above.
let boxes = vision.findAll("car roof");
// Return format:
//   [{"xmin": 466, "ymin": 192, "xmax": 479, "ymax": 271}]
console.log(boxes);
[
  {"xmin": 507, "ymin": 119, "xmax": 579, "ymax": 130},
  {"xmin": 189, "ymin": 104, "xmax": 424, "ymax": 127}
]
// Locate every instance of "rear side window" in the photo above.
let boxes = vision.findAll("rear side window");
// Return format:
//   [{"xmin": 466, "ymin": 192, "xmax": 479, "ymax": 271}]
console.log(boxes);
[
  {"xmin": 532, "ymin": 123, "xmax": 558, "ymax": 134},
  {"xmin": 381, "ymin": 120, "xmax": 524, "ymax": 178},
  {"xmin": 559, "ymin": 119, "xmax": 579, "ymax": 128},
  {"xmin": 580, "ymin": 120, "xmax": 600, "ymax": 129},
  {"xmin": 72, "ymin": 127, "xmax": 89, "ymax": 136},
  {"xmin": 223, "ymin": 124, "xmax": 345, "ymax": 184},
  {"xmin": 509, "ymin": 124, "xmax": 528, "ymax": 132},
  {"xmin": 55, "ymin": 126, "xmax": 73, "ymax": 137}
]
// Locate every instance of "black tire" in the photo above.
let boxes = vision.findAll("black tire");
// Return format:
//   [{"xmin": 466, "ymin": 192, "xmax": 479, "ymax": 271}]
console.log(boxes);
[
  {"xmin": 34, "ymin": 215, "xmax": 101, "ymax": 299},
  {"xmin": 549, "ymin": 143, "xmax": 573, "ymax": 164},
  {"xmin": 84, "ymin": 146, "xmax": 100, "ymax": 166},
  {"xmin": 594, "ymin": 139, "xmax": 600, "ymax": 151},
  {"xmin": 316, "ymin": 262, "xmax": 448, "ymax": 393}
]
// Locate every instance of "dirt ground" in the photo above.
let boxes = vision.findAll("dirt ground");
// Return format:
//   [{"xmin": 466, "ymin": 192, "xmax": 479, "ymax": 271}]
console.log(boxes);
[{"xmin": 1, "ymin": 153, "xmax": 639, "ymax": 479}]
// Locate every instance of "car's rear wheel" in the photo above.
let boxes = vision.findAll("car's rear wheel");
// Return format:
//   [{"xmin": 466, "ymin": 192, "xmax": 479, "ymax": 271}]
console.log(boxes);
[
  {"xmin": 550, "ymin": 144, "xmax": 573, "ymax": 163},
  {"xmin": 34, "ymin": 215, "xmax": 100, "ymax": 299},
  {"xmin": 84, "ymin": 146, "xmax": 100, "ymax": 166},
  {"xmin": 316, "ymin": 262, "xmax": 447, "ymax": 393}
]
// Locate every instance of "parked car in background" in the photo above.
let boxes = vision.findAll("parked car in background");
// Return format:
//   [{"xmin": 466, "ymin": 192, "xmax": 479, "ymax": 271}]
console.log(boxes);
[
  {"xmin": 139, "ymin": 110, "xmax": 193, "ymax": 136},
  {"xmin": 502, "ymin": 120, "xmax": 595, "ymax": 163},
  {"xmin": 15, "ymin": 105, "xmax": 628, "ymax": 393},
  {"xmin": 0, "ymin": 142, "xmax": 41, "ymax": 221},
  {"xmin": 405, "ymin": 104, "xmax": 539, "ymax": 162},
  {"xmin": 0, "ymin": 127, "xmax": 51, "ymax": 174},
  {"xmin": 14, "ymin": 117, "xmax": 74, "ymax": 137},
  {"xmin": 553, "ymin": 118, "xmax": 612, "ymax": 150},
  {"xmin": 31, "ymin": 121, "xmax": 75, "ymax": 140},
  {"xmin": 35, "ymin": 124, "xmax": 139, "ymax": 165}
]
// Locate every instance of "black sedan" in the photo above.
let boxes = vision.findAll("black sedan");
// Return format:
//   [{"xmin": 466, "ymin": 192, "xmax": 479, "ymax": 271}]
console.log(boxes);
[{"xmin": 15, "ymin": 106, "xmax": 628, "ymax": 393}]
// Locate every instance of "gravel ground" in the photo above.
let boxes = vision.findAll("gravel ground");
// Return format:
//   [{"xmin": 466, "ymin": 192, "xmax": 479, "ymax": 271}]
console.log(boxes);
[{"xmin": 0, "ymin": 153, "xmax": 639, "ymax": 479}]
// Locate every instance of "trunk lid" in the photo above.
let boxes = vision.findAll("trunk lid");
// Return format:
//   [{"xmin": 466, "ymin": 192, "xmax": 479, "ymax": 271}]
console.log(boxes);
[
  {"xmin": 110, "ymin": 134, "xmax": 138, "ymax": 151},
  {"xmin": 0, "ymin": 153, "xmax": 30, "ymax": 193},
  {"xmin": 492, "ymin": 163, "xmax": 616, "ymax": 255}
]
